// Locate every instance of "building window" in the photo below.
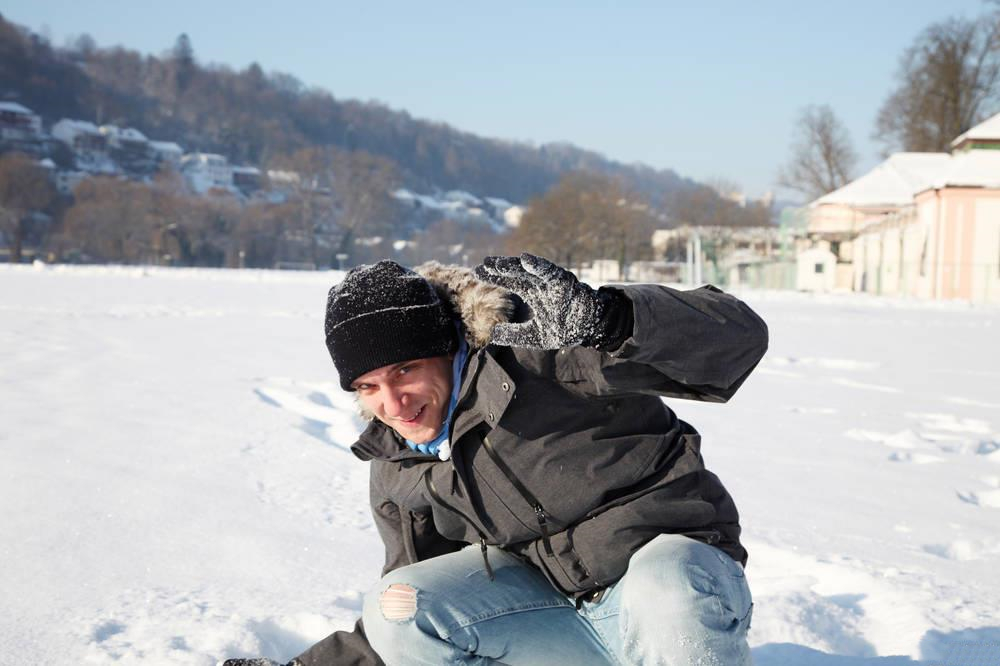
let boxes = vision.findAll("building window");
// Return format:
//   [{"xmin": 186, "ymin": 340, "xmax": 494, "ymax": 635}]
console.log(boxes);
[{"xmin": 815, "ymin": 263, "xmax": 825, "ymax": 274}]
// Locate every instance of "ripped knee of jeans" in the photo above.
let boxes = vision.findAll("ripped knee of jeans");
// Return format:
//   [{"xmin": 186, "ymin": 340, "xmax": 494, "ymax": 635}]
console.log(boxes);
[{"xmin": 380, "ymin": 583, "xmax": 417, "ymax": 622}]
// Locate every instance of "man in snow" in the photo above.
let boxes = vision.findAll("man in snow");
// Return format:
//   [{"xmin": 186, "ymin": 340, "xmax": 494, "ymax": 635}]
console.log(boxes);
[{"xmin": 226, "ymin": 253, "xmax": 766, "ymax": 666}]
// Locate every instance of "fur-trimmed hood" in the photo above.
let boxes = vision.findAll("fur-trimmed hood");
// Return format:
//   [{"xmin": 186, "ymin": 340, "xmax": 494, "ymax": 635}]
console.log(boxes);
[{"xmin": 413, "ymin": 261, "xmax": 515, "ymax": 349}]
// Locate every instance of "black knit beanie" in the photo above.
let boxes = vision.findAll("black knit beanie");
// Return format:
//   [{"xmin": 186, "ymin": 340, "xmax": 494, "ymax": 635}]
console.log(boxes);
[{"xmin": 325, "ymin": 260, "xmax": 457, "ymax": 391}]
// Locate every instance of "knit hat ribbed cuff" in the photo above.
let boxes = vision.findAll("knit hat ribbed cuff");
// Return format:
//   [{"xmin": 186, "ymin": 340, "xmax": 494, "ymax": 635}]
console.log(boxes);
[{"xmin": 328, "ymin": 304, "xmax": 456, "ymax": 390}]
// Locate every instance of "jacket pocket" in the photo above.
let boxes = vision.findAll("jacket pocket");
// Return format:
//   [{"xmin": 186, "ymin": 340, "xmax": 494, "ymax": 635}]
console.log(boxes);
[
  {"xmin": 530, "ymin": 529, "xmax": 600, "ymax": 594},
  {"xmin": 571, "ymin": 483, "xmax": 718, "ymax": 588}
]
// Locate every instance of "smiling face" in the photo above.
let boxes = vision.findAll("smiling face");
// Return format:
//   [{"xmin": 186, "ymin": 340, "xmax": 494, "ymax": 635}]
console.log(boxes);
[{"xmin": 352, "ymin": 355, "xmax": 454, "ymax": 444}]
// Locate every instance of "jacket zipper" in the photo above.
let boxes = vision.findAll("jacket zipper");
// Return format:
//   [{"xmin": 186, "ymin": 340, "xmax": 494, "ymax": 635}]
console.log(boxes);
[
  {"xmin": 481, "ymin": 436, "xmax": 555, "ymax": 557},
  {"xmin": 422, "ymin": 468, "xmax": 495, "ymax": 581}
]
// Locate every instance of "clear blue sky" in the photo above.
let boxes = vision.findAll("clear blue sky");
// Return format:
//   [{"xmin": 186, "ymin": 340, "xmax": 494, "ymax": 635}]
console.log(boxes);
[{"xmin": 4, "ymin": 1, "xmax": 992, "ymax": 201}]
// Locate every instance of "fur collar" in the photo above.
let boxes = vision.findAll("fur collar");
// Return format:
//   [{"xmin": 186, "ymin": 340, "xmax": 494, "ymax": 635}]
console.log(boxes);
[{"xmin": 414, "ymin": 261, "xmax": 514, "ymax": 347}]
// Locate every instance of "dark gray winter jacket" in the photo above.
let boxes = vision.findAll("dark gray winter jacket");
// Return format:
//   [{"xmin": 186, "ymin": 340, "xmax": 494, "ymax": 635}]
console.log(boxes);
[{"xmin": 294, "ymin": 272, "xmax": 768, "ymax": 666}]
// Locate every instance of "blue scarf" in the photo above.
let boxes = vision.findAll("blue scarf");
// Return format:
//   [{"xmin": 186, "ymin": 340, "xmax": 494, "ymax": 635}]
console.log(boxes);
[{"xmin": 405, "ymin": 336, "xmax": 468, "ymax": 458}]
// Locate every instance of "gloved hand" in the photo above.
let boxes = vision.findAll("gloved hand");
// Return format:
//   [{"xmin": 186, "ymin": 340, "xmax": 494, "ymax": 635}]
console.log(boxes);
[{"xmin": 474, "ymin": 253, "xmax": 630, "ymax": 350}]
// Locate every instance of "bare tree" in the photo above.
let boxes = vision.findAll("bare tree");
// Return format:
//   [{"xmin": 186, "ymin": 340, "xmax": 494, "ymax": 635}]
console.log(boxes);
[
  {"xmin": 271, "ymin": 146, "xmax": 402, "ymax": 264},
  {"xmin": 0, "ymin": 153, "xmax": 56, "ymax": 263},
  {"xmin": 507, "ymin": 172, "xmax": 655, "ymax": 273},
  {"xmin": 874, "ymin": 15, "xmax": 1000, "ymax": 153},
  {"xmin": 777, "ymin": 104, "xmax": 857, "ymax": 201}
]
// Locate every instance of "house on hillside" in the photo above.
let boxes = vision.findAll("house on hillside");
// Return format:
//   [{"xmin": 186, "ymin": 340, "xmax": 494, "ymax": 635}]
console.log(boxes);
[
  {"xmin": 180, "ymin": 153, "xmax": 233, "ymax": 193},
  {"xmin": 101, "ymin": 125, "xmax": 156, "ymax": 175},
  {"xmin": 51, "ymin": 119, "xmax": 116, "ymax": 173},
  {"xmin": 0, "ymin": 101, "xmax": 42, "ymax": 142},
  {"xmin": 231, "ymin": 166, "xmax": 262, "ymax": 196},
  {"xmin": 150, "ymin": 141, "xmax": 183, "ymax": 168},
  {"xmin": 801, "ymin": 111, "xmax": 1000, "ymax": 303}
]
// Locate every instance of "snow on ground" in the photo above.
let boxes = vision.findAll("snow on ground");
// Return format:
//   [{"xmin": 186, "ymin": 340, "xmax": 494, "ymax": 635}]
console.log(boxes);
[{"xmin": 1, "ymin": 264, "xmax": 998, "ymax": 665}]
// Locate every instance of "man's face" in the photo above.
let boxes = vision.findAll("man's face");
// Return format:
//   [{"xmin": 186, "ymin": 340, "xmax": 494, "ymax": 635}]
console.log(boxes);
[{"xmin": 352, "ymin": 355, "xmax": 454, "ymax": 444}]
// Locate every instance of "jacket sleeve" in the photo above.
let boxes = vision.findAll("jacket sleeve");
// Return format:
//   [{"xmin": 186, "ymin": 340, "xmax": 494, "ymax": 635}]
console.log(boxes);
[
  {"xmin": 585, "ymin": 284, "xmax": 768, "ymax": 402},
  {"xmin": 292, "ymin": 619, "xmax": 384, "ymax": 666}
]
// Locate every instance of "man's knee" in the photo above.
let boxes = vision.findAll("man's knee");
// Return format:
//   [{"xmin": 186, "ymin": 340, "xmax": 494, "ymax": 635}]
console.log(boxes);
[
  {"xmin": 378, "ymin": 583, "xmax": 418, "ymax": 621},
  {"xmin": 362, "ymin": 576, "xmax": 424, "ymax": 662},
  {"xmin": 615, "ymin": 537, "xmax": 753, "ymax": 664},
  {"xmin": 363, "ymin": 571, "xmax": 421, "ymax": 628},
  {"xmin": 620, "ymin": 536, "xmax": 751, "ymax": 626}
]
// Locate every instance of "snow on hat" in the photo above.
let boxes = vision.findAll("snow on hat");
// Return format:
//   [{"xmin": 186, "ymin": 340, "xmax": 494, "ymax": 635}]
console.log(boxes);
[{"xmin": 325, "ymin": 260, "xmax": 457, "ymax": 391}]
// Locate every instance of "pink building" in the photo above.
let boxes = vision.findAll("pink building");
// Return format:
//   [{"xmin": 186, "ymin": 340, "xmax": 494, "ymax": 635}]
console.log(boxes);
[
  {"xmin": 803, "ymin": 112, "xmax": 1000, "ymax": 303},
  {"xmin": 851, "ymin": 130, "xmax": 1000, "ymax": 303}
]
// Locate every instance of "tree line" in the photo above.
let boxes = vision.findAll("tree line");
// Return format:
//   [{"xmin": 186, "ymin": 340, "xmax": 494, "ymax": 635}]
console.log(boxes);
[
  {"xmin": 1, "ymin": 145, "xmax": 771, "ymax": 269},
  {"xmin": 0, "ymin": 14, "xmax": 693, "ymax": 206},
  {"xmin": 0, "ymin": 12, "xmax": 773, "ymax": 270}
]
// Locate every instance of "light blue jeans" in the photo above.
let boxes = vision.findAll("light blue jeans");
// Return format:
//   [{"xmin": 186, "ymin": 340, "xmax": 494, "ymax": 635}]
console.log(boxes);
[{"xmin": 361, "ymin": 533, "xmax": 753, "ymax": 665}]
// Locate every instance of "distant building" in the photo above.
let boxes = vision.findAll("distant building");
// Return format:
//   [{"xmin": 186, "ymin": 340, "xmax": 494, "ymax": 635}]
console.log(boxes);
[
  {"xmin": 653, "ymin": 225, "xmax": 780, "ymax": 287},
  {"xmin": 149, "ymin": 141, "xmax": 183, "ymax": 168},
  {"xmin": 101, "ymin": 125, "xmax": 156, "ymax": 175},
  {"xmin": 800, "ymin": 153, "xmax": 951, "ymax": 292},
  {"xmin": 802, "ymin": 111, "xmax": 1000, "ymax": 303},
  {"xmin": 231, "ymin": 166, "xmax": 262, "ymax": 195},
  {"xmin": 52, "ymin": 119, "xmax": 106, "ymax": 153},
  {"xmin": 950, "ymin": 113, "xmax": 1000, "ymax": 152},
  {"xmin": 51, "ymin": 119, "xmax": 115, "ymax": 173},
  {"xmin": 796, "ymin": 247, "xmax": 837, "ymax": 292},
  {"xmin": 180, "ymin": 153, "xmax": 232, "ymax": 193},
  {"xmin": 853, "ymin": 149, "xmax": 1000, "ymax": 303},
  {"xmin": 0, "ymin": 101, "xmax": 42, "ymax": 142},
  {"xmin": 54, "ymin": 170, "xmax": 87, "ymax": 196}
]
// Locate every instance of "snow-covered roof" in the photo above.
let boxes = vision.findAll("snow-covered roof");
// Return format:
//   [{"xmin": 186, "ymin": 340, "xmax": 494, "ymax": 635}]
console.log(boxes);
[
  {"xmin": 54, "ymin": 118, "xmax": 101, "ymax": 134},
  {"xmin": 181, "ymin": 153, "xmax": 227, "ymax": 166},
  {"xmin": 267, "ymin": 169, "xmax": 300, "ymax": 184},
  {"xmin": 485, "ymin": 197, "xmax": 513, "ymax": 209},
  {"xmin": 0, "ymin": 101, "xmax": 34, "ymax": 115},
  {"xmin": 926, "ymin": 150, "xmax": 1000, "ymax": 190},
  {"xmin": 108, "ymin": 127, "xmax": 147, "ymax": 142},
  {"xmin": 811, "ymin": 153, "xmax": 951, "ymax": 208},
  {"xmin": 444, "ymin": 190, "xmax": 481, "ymax": 204},
  {"xmin": 149, "ymin": 141, "xmax": 183, "ymax": 154},
  {"xmin": 950, "ymin": 111, "xmax": 1000, "ymax": 148}
]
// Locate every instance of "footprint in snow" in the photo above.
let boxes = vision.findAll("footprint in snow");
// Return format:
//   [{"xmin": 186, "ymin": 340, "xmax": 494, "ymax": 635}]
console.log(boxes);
[
  {"xmin": 253, "ymin": 378, "xmax": 364, "ymax": 451},
  {"xmin": 888, "ymin": 451, "xmax": 943, "ymax": 464},
  {"xmin": 92, "ymin": 619, "xmax": 126, "ymax": 642},
  {"xmin": 904, "ymin": 412, "xmax": 992, "ymax": 435},
  {"xmin": 922, "ymin": 538, "xmax": 1000, "ymax": 561},
  {"xmin": 957, "ymin": 488, "xmax": 1000, "ymax": 508}
]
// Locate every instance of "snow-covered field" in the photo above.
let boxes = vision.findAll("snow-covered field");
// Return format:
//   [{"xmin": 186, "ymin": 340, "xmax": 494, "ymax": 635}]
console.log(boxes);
[{"xmin": 2, "ymin": 264, "xmax": 998, "ymax": 666}]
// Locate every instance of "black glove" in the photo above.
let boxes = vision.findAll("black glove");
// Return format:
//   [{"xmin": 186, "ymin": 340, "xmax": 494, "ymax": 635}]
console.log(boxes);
[{"xmin": 474, "ymin": 253, "xmax": 632, "ymax": 350}]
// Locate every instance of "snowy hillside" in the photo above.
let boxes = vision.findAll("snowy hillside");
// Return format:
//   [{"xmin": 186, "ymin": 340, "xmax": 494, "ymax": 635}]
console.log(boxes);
[
  {"xmin": 1, "ymin": 264, "xmax": 998, "ymax": 665},
  {"xmin": 393, "ymin": 188, "xmax": 524, "ymax": 231}
]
